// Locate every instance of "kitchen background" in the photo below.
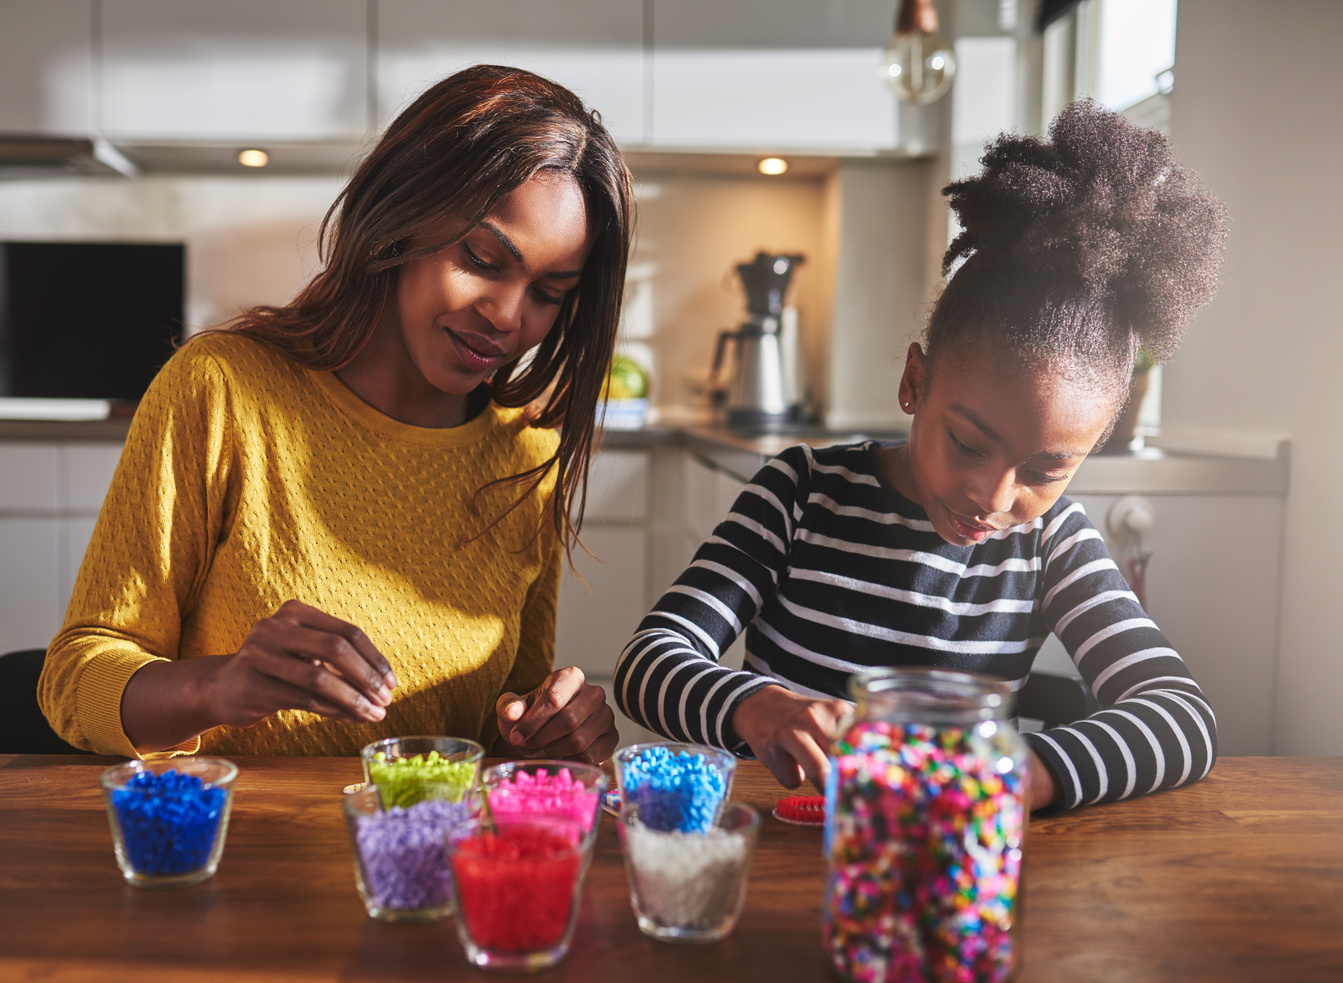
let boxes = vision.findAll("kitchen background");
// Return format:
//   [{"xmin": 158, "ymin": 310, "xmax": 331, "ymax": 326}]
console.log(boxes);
[{"xmin": 0, "ymin": 0, "xmax": 1338, "ymax": 758}]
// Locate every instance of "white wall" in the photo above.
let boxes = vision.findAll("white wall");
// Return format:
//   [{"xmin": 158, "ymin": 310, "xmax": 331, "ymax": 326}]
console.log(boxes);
[
  {"xmin": 1165, "ymin": 0, "xmax": 1343, "ymax": 755},
  {"xmin": 622, "ymin": 172, "xmax": 829, "ymax": 411}
]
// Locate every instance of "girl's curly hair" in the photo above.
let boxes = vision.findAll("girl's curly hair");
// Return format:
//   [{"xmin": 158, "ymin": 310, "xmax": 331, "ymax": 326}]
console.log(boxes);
[{"xmin": 926, "ymin": 99, "xmax": 1228, "ymax": 400}]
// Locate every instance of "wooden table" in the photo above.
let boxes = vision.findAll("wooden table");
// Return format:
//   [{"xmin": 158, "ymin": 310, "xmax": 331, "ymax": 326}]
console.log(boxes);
[{"xmin": 1, "ymin": 755, "xmax": 1340, "ymax": 982}]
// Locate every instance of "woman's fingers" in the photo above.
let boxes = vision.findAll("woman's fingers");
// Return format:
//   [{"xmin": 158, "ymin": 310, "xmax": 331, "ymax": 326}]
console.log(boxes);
[
  {"xmin": 496, "ymin": 667, "xmax": 620, "ymax": 762},
  {"xmin": 211, "ymin": 601, "xmax": 396, "ymax": 727},
  {"xmin": 270, "ymin": 600, "xmax": 398, "ymax": 692}
]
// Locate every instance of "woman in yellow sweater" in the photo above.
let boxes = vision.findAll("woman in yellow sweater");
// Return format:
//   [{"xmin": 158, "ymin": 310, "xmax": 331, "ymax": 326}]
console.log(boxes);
[{"xmin": 39, "ymin": 66, "xmax": 632, "ymax": 762}]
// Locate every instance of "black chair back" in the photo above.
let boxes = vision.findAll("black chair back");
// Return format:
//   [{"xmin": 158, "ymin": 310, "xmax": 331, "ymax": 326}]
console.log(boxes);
[
  {"xmin": 1014, "ymin": 671, "xmax": 1100, "ymax": 729},
  {"xmin": 0, "ymin": 649, "xmax": 93, "ymax": 754}
]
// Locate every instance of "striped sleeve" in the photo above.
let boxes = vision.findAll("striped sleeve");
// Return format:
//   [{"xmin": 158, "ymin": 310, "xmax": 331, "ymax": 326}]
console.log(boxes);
[
  {"xmin": 613, "ymin": 448, "xmax": 813, "ymax": 752},
  {"xmin": 1024, "ymin": 502, "xmax": 1218, "ymax": 809}
]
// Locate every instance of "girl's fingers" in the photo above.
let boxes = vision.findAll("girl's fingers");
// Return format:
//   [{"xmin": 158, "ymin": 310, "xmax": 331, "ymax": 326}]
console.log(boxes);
[{"xmin": 782, "ymin": 730, "xmax": 831, "ymax": 791}]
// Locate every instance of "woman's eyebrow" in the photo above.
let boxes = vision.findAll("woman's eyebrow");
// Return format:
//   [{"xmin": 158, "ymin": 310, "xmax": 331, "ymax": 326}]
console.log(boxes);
[{"xmin": 478, "ymin": 221, "xmax": 584, "ymax": 280}]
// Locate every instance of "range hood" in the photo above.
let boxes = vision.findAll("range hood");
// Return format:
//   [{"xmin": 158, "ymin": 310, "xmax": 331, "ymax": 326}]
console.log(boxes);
[{"xmin": 0, "ymin": 136, "xmax": 139, "ymax": 179}]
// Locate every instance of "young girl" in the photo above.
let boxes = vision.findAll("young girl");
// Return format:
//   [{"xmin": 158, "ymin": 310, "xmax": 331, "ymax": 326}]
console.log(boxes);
[
  {"xmin": 615, "ymin": 100, "xmax": 1228, "ymax": 811},
  {"xmin": 40, "ymin": 66, "xmax": 632, "ymax": 763}
]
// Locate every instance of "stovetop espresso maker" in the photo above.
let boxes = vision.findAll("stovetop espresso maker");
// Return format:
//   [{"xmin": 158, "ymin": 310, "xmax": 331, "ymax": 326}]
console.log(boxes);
[{"xmin": 711, "ymin": 251, "xmax": 804, "ymax": 430}]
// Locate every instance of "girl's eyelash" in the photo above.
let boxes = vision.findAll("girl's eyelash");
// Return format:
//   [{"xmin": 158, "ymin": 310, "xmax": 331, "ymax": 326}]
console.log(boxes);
[
  {"xmin": 948, "ymin": 430, "xmax": 982, "ymax": 457},
  {"xmin": 1025, "ymin": 470, "xmax": 1067, "ymax": 485},
  {"xmin": 532, "ymin": 288, "xmax": 564, "ymax": 307}
]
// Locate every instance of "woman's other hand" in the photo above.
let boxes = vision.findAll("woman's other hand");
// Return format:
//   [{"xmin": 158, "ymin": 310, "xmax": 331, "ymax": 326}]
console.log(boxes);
[
  {"xmin": 494, "ymin": 666, "xmax": 619, "ymax": 764},
  {"xmin": 121, "ymin": 600, "xmax": 398, "ymax": 753},
  {"xmin": 731, "ymin": 685, "xmax": 851, "ymax": 792}
]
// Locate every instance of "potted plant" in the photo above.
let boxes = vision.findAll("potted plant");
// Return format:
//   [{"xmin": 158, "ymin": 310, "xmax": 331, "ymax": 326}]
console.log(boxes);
[{"xmin": 1100, "ymin": 350, "xmax": 1154, "ymax": 453}]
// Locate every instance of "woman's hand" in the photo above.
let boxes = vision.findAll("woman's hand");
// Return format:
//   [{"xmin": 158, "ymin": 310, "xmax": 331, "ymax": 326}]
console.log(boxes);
[
  {"xmin": 121, "ymin": 600, "xmax": 398, "ymax": 753},
  {"xmin": 731, "ymin": 685, "xmax": 851, "ymax": 792},
  {"xmin": 493, "ymin": 666, "xmax": 619, "ymax": 764},
  {"xmin": 202, "ymin": 600, "xmax": 398, "ymax": 728}
]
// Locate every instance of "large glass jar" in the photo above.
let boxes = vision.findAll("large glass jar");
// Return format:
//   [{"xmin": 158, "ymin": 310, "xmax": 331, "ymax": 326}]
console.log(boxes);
[{"xmin": 823, "ymin": 667, "xmax": 1028, "ymax": 983}]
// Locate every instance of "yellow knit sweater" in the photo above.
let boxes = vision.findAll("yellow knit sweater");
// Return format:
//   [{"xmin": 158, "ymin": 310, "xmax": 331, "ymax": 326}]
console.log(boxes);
[{"xmin": 39, "ymin": 332, "xmax": 561, "ymax": 758}]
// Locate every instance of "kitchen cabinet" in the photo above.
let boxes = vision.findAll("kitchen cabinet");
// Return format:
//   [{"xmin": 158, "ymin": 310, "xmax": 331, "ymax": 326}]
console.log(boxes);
[
  {"xmin": 0, "ymin": 441, "xmax": 120, "ymax": 653},
  {"xmin": 677, "ymin": 450, "xmax": 748, "ymax": 671},
  {"xmin": 0, "ymin": 0, "xmax": 92, "ymax": 136},
  {"xmin": 554, "ymin": 448, "xmax": 650, "ymax": 680},
  {"xmin": 649, "ymin": 0, "xmax": 899, "ymax": 150},
  {"xmin": 100, "ymin": 0, "xmax": 369, "ymax": 141},
  {"xmin": 375, "ymin": 0, "xmax": 646, "ymax": 146}
]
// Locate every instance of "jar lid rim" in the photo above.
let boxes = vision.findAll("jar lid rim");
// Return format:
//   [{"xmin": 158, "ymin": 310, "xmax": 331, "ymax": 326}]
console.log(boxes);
[{"xmin": 848, "ymin": 666, "xmax": 1011, "ymax": 709}]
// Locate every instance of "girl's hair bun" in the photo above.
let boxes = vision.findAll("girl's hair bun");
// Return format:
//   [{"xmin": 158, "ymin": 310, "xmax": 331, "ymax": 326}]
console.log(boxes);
[{"xmin": 942, "ymin": 99, "xmax": 1229, "ymax": 363}]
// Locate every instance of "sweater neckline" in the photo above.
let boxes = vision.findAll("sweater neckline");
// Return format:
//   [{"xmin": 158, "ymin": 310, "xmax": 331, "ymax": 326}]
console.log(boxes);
[{"xmin": 307, "ymin": 366, "xmax": 506, "ymax": 448}]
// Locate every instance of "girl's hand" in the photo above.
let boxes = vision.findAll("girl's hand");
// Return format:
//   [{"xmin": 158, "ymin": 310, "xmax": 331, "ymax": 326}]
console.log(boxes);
[
  {"xmin": 494, "ymin": 666, "xmax": 619, "ymax": 764},
  {"xmin": 731, "ymin": 685, "xmax": 851, "ymax": 792},
  {"xmin": 1027, "ymin": 747, "xmax": 1062, "ymax": 812},
  {"xmin": 203, "ymin": 600, "xmax": 398, "ymax": 728}
]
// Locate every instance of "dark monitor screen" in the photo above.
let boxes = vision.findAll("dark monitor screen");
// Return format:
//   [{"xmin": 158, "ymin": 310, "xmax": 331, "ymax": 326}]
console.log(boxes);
[{"xmin": 0, "ymin": 241, "xmax": 185, "ymax": 402}]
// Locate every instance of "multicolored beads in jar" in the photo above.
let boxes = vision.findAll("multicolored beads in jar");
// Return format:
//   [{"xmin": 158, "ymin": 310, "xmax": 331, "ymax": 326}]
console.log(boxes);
[{"xmin": 824, "ymin": 718, "xmax": 1026, "ymax": 983}]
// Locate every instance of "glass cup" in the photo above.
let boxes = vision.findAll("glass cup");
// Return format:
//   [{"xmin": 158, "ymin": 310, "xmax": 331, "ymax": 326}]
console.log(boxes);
[
  {"xmin": 447, "ymin": 816, "xmax": 587, "ymax": 973},
  {"xmin": 359, "ymin": 736, "xmax": 483, "ymax": 809},
  {"xmin": 614, "ymin": 742, "xmax": 737, "ymax": 833},
  {"xmin": 619, "ymin": 800, "xmax": 760, "ymax": 943},
  {"xmin": 100, "ymin": 757, "xmax": 237, "ymax": 888},
  {"xmin": 478, "ymin": 760, "xmax": 608, "ymax": 843},
  {"xmin": 343, "ymin": 782, "xmax": 473, "ymax": 922}
]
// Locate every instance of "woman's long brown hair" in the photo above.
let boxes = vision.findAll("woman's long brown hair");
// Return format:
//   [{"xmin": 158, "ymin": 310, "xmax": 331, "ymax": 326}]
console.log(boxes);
[{"xmin": 220, "ymin": 65, "xmax": 633, "ymax": 555}]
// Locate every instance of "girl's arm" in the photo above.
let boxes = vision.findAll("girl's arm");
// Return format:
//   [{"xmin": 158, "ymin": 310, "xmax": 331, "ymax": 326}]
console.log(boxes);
[
  {"xmin": 614, "ymin": 446, "xmax": 848, "ymax": 784},
  {"xmin": 1028, "ymin": 501, "xmax": 1218, "ymax": 809}
]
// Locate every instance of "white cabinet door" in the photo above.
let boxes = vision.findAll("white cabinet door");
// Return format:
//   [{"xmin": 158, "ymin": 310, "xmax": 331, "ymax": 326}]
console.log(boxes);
[
  {"xmin": 554, "ymin": 525, "xmax": 647, "ymax": 679},
  {"xmin": 376, "ymin": 0, "xmax": 646, "ymax": 145},
  {"xmin": 583, "ymin": 449, "xmax": 649, "ymax": 523},
  {"xmin": 650, "ymin": 0, "xmax": 897, "ymax": 149},
  {"xmin": 0, "ymin": 518, "xmax": 63, "ymax": 652},
  {"xmin": 0, "ymin": 0, "xmax": 93, "ymax": 136},
  {"xmin": 65, "ymin": 442, "xmax": 123, "ymax": 512},
  {"xmin": 0, "ymin": 445, "xmax": 60, "ymax": 511},
  {"xmin": 101, "ymin": 0, "xmax": 369, "ymax": 140},
  {"xmin": 61, "ymin": 516, "xmax": 99, "ymax": 618}
]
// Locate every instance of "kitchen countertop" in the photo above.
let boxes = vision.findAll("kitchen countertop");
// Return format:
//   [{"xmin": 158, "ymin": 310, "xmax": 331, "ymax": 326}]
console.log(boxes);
[{"xmin": 1, "ymin": 416, "xmax": 1290, "ymax": 497}]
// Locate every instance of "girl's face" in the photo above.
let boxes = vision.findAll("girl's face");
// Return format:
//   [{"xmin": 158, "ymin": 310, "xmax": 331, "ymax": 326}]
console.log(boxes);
[
  {"xmin": 883, "ymin": 342, "xmax": 1118, "ymax": 547},
  {"xmin": 376, "ymin": 170, "xmax": 593, "ymax": 418}
]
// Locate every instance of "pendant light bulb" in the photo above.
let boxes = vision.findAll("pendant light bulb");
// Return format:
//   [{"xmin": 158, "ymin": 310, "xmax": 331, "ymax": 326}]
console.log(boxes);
[{"xmin": 879, "ymin": 0, "xmax": 956, "ymax": 105}]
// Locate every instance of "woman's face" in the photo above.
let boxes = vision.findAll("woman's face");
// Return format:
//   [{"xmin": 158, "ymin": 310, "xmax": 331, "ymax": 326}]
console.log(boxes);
[
  {"xmin": 392, "ymin": 170, "xmax": 594, "ymax": 403},
  {"xmin": 885, "ymin": 342, "xmax": 1118, "ymax": 546}
]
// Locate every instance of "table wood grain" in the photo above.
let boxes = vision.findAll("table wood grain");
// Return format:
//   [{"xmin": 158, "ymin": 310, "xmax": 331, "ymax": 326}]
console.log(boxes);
[{"xmin": 1, "ymin": 755, "xmax": 1340, "ymax": 982}]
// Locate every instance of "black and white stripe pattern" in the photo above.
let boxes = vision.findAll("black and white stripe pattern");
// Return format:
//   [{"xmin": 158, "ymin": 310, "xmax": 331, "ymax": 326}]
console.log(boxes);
[{"xmin": 614, "ymin": 441, "xmax": 1217, "ymax": 810}]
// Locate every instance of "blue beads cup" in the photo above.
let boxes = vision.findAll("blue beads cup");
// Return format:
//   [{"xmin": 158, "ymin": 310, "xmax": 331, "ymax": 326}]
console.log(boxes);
[
  {"xmin": 344, "ymin": 783, "xmax": 473, "ymax": 922},
  {"xmin": 614, "ymin": 742, "xmax": 737, "ymax": 834},
  {"xmin": 100, "ymin": 757, "xmax": 237, "ymax": 888}
]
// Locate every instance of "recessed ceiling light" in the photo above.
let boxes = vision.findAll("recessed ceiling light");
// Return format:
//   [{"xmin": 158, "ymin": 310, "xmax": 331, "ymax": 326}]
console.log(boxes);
[
  {"xmin": 757, "ymin": 157, "xmax": 789, "ymax": 176},
  {"xmin": 237, "ymin": 149, "xmax": 269, "ymax": 168}
]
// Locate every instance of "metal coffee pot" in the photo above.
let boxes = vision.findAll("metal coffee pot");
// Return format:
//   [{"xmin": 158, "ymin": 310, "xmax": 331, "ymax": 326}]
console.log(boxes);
[{"xmin": 711, "ymin": 252, "xmax": 804, "ymax": 431}]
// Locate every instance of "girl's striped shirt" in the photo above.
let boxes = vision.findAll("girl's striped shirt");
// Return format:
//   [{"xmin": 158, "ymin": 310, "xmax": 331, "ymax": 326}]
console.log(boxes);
[{"xmin": 613, "ymin": 441, "xmax": 1217, "ymax": 810}]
